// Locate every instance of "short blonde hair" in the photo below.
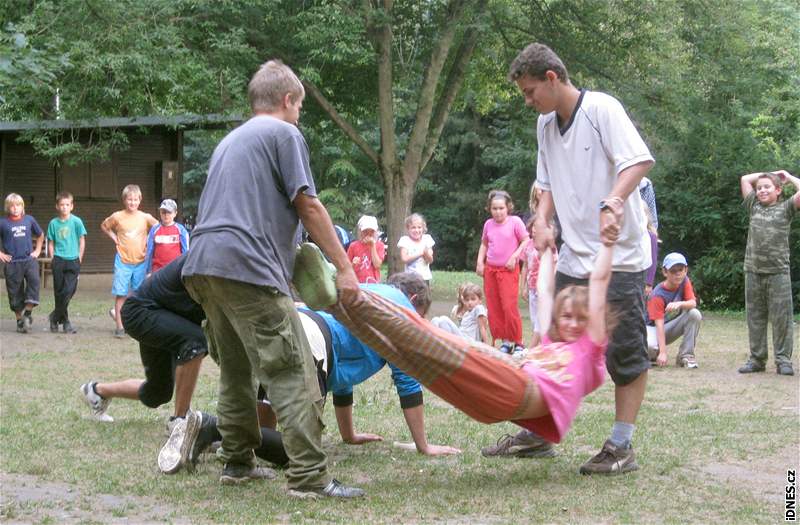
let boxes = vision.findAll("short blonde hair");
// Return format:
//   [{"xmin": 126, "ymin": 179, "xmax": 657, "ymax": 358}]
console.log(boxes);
[
  {"xmin": 404, "ymin": 213, "xmax": 427, "ymax": 233},
  {"xmin": 4, "ymin": 193, "xmax": 24, "ymax": 214},
  {"xmin": 121, "ymin": 184, "xmax": 142, "ymax": 201},
  {"xmin": 248, "ymin": 60, "xmax": 305, "ymax": 113}
]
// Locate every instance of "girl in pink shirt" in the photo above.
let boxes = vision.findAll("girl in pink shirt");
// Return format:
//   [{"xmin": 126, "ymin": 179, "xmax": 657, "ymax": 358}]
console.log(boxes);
[
  {"xmin": 476, "ymin": 190, "xmax": 528, "ymax": 353},
  {"xmin": 323, "ymin": 230, "xmax": 615, "ymax": 447}
]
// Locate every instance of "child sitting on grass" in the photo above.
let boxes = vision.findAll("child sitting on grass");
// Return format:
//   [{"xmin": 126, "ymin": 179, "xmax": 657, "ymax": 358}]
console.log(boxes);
[{"xmin": 431, "ymin": 283, "xmax": 490, "ymax": 344}]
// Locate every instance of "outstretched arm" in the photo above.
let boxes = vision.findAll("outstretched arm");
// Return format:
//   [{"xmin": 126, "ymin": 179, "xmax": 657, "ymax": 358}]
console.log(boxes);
[
  {"xmin": 400, "ymin": 405, "xmax": 461, "ymax": 456},
  {"xmin": 587, "ymin": 242, "xmax": 614, "ymax": 345},
  {"xmin": 740, "ymin": 171, "xmax": 763, "ymax": 198},
  {"xmin": 536, "ymin": 247, "xmax": 556, "ymax": 337}
]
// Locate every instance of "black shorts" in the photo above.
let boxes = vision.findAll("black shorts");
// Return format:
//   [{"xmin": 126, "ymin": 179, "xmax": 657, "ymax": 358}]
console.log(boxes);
[
  {"xmin": 121, "ymin": 297, "xmax": 207, "ymax": 408},
  {"xmin": 555, "ymin": 270, "xmax": 650, "ymax": 386}
]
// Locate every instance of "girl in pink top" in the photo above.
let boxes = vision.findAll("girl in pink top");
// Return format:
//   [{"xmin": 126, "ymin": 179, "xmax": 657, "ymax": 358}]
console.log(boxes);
[
  {"xmin": 476, "ymin": 190, "xmax": 528, "ymax": 353},
  {"xmin": 325, "ymin": 227, "xmax": 615, "ymax": 446}
]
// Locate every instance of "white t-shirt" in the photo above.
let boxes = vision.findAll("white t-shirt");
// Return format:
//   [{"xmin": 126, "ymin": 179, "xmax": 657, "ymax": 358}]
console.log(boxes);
[
  {"xmin": 535, "ymin": 90, "xmax": 654, "ymax": 278},
  {"xmin": 397, "ymin": 234, "xmax": 435, "ymax": 281},
  {"xmin": 459, "ymin": 304, "xmax": 487, "ymax": 341}
]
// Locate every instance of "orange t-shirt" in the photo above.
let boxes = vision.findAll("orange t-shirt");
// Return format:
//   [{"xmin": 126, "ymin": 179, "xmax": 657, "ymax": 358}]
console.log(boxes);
[{"xmin": 103, "ymin": 210, "xmax": 157, "ymax": 264}]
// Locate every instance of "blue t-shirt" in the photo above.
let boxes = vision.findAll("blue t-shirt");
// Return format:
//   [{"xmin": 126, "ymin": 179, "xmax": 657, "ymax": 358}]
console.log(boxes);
[
  {"xmin": 316, "ymin": 283, "xmax": 422, "ymax": 400},
  {"xmin": 0, "ymin": 215, "xmax": 43, "ymax": 261}
]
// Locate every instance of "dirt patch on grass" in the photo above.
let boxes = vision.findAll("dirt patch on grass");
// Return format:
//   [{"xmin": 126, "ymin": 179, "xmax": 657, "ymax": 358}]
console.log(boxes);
[{"xmin": 0, "ymin": 472, "xmax": 191, "ymax": 524}]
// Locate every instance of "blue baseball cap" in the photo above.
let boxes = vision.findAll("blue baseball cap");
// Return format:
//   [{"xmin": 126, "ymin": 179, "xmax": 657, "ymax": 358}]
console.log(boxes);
[{"xmin": 662, "ymin": 252, "xmax": 687, "ymax": 270}]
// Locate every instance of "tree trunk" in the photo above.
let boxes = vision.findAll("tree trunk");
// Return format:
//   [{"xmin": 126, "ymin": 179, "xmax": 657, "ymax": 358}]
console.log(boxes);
[{"xmin": 383, "ymin": 164, "xmax": 415, "ymax": 275}]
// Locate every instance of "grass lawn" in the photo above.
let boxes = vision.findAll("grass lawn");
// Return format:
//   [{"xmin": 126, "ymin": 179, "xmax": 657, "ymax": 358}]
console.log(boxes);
[{"xmin": 1, "ymin": 273, "xmax": 798, "ymax": 524}]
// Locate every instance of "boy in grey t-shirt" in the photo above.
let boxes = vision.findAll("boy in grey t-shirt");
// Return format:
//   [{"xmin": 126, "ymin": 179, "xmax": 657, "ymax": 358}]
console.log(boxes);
[{"xmin": 182, "ymin": 60, "xmax": 363, "ymax": 497}]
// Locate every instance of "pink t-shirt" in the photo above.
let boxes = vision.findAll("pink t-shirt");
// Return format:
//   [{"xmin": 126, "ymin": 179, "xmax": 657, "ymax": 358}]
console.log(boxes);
[
  {"xmin": 524, "ymin": 244, "xmax": 557, "ymax": 291},
  {"xmin": 481, "ymin": 216, "xmax": 527, "ymax": 267},
  {"xmin": 516, "ymin": 333, "xmax": 607, "ymax": 443}
]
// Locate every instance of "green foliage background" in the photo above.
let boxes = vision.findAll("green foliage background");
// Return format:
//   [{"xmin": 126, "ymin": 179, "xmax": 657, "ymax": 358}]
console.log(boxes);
[{"xmin": 1, "ymin": 0, "xmax": 798, "ymax": 310}]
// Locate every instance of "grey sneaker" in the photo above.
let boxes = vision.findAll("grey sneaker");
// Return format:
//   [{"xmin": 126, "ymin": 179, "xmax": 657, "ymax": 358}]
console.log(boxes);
[
  {"xmin": 16, "ymin": 319, "xmax": 26, "ymax": 333},
  {"xmin": 481, "ymin": 430, "xmax": 557, "ymax": 458},
  {"xmin": 288, "ymin": 479, "xmax": 366, "ymax": 499},
  {"xmin": 579, "ymin": 440, "xmax": 639, "ymax": 475},
  {"xmin": 219, "ymin": 463, "xmax": 277, "ymax": 485},
  {"xmin": 158, "ymin": 410, "xmax": 201, "ymax": 474},
  {"xmin": 79, "ymin": 382, "xmax": 113, "ymax": 422},
  {"xmin": 23, "ymin": 312, "xmax": 33, "ymax": 331},
  {"xmin": 777, "ymin": 363, "xmax": 795, "ymax": 376},
  {"xmin": 63, "ymin": 320, "xmax": 77, "ymax": 334},
  {"xmin": 738, "ymin": 361, "xmax": 765, "ymax": 374},
  {"xmin": 113, "ymin": 328, "xmax": 126, "ymax": 338},
  {"xmin": 679, "ymin": 355, "xmax": 698, "ymax": 369}
]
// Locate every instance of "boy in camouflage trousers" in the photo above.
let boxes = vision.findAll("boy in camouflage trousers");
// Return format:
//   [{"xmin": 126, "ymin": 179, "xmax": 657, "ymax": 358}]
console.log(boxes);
[{"xmin": 738, "ymin": 170, "xmax": 800, "ymax": 376}]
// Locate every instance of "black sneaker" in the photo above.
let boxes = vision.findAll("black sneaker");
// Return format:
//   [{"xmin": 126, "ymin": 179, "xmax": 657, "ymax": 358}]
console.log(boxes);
[
  {"xmin": 499, "ymin": 342, "xmax": 513, "ymax": 354},
  {"xmin": 480, "ymin": 430, "xmax": 557, "ymax": 458},
  {"xmin": 16, "ymin": 319, "xmax": 26, "ymax": 333},
  {"xmin": 777, "ymin": 363, "xmax": 795, "ymax": 376},
  {"xmin": 738, "ymin": 361, "xmax": 766, "ymax": 374},
  {"xmin": 219, "ymin": 463, "xmax": 277, "ymax": 485},
  {"xmin": 49, "ymin": 313, "xmax": 59, "ymax": 333},
  {"xmin": 579, "ymin": 440, "xmax": 639, "ymax": 475},
  {"xmin": 288, "ymin": 479, "xmax": 366, "ymax": 499},
  {"xmin": 63, "ymin": 320, "xmax": 77, "ymax": 334},
  {"xmin": 187, "ymin": 412, "xmax": 219, "ymax": 468}
]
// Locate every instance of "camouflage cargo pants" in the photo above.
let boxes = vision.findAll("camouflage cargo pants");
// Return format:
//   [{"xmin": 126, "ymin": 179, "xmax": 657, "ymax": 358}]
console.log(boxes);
[{"xmin": 744, "ymin": 271, "xmax": 794, "ymax": 366}]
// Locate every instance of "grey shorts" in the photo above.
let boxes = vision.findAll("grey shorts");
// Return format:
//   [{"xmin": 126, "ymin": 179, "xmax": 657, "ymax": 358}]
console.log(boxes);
[{"xmin": 555, "ymin": 270, "xmax": 650, "ymax": 386}]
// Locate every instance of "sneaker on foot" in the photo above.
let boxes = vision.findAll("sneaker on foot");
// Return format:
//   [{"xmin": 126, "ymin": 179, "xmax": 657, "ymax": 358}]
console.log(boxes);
[
  {"xmin": 113, "ymin": 328, "xmax": 126, "ymax": 338},
  {"xmin": 49, "ymin": 313, "xmax": 59, "ymax": 333},
  {"xmin": 288, "ymin": 479, "xmax": 366, "ymax": 499},
  {"xmin": 738, "ymin": 361, "xmax": 765, "ymax": 374},
  {"xmin": 16, "ymin": 319, "xmax": 26, "ymax": 333},
  {"xmin": 188, "ymin": 412, "xmax": 219, "ymax": 468},
  {"xmin": 158, "ymin": 409, "xmax": 201, "ymax": 474},
  {"xmin": 23, "ymin": 312, "xmax": 32, "ymax": 331},
  {"xmin": 679, "ymin": 355, "xmax": 698, "ymax": 369},
  {"xmin": 63, "ymin": 320, "xmax": 77, "ymax": 334},
  {"xmin": 480, "ymin": 430, "xmax": 557, "ymax": 458},
  {"xmin": 499, "ymin": 342, "xmax": 514, "ymax": 355},
  {"xmin": 292, "ymin": 242, "xmax": 338, "ymax": 310},
  {"xmin": 777, "ymin": 363, "xmax": 795, "ymax": 376},
  {"xmin": 579, "ymin": 440, "xmax": 638, "ymax": 475},
  {"xmin": 219, "ymin": 463, "xmax": 277, "ymax": 485},
  {"xmin": 108, "ymin": 307, "xmax": 116, "ymax": 320},
  {"xmin": 79, "ymin": 382, "xmax": 113, "ymax": 422}
]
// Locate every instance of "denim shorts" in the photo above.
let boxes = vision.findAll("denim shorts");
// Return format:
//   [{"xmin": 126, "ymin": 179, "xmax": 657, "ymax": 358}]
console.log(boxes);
[
  {"xmin": 556, "ymin": 270, "xmax": 650, "ymax": 386},
  {"xmin": 111, "ymin": 254, "xmax": 146, "ymax": 296}
]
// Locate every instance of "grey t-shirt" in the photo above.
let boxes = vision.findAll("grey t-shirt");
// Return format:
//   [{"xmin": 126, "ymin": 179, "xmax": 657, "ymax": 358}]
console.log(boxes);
[{"xmin": 182, "ymin": 115, "xmax": 316, "ymax": 296}]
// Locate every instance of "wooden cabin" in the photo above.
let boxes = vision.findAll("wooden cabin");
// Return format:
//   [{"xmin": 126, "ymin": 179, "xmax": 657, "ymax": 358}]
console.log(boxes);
[{"xmin": 0, "ymin": 115, "xmax": 240, "ymax": 272}]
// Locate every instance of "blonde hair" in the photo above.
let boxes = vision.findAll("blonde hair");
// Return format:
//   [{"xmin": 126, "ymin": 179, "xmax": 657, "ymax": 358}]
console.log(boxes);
[
  {"xmin": 548, "ymin": 285, "xmax": 589, "ymax": 342},
  {"xmin": 405, "ymin": 213, "xmax": 427, "ymax": 233},
  {"xmin": 4, "ymin": 193, "xmax": 24, "ymax": 214},
  {"xmin": 121, "ymin": 184, "xmax": 142, "ymax": 201},
  {"xmin": 455, "ymin": 282, "xmax": 483, "ymax": 317},
  {"xmin": 248, "ymin": 59, "xmax": 305, "ymax": 113}
]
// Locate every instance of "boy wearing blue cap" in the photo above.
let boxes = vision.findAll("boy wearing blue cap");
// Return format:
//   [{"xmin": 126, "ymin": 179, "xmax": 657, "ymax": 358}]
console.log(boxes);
[{"xmin": 646, "ymin": 252, "xmax": 701, "ymax": 368}]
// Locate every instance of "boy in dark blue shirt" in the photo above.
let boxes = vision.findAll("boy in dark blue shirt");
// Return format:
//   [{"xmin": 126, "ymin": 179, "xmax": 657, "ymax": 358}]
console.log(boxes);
[{"xmin": 0, "ymin": 193, "xmax": 44, "ymax": 333}]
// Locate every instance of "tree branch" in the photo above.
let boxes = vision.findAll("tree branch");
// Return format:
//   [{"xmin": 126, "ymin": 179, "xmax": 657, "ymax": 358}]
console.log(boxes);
[
  {"xmin": 302, "ymin": 80, "xmax": 379, "ymax": 166},
  {"xmin": 419, "ymin": 0, "xmax": 486, "ymax": 173},
  {"xmin": 402, "ymin": 0, "xmax": 468, "ymax": 178}
]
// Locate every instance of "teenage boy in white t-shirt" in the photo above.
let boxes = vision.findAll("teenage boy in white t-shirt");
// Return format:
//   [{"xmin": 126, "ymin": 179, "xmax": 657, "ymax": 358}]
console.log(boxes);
[{"xmin": 481, "ymin": 43, "xmax": 655, "ymax": 475}]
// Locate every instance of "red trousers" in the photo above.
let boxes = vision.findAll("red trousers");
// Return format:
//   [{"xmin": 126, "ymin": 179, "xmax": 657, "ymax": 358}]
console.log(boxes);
[{"xmin": 483, "ymin": 264, "xmax": 522, "ymax": 345}]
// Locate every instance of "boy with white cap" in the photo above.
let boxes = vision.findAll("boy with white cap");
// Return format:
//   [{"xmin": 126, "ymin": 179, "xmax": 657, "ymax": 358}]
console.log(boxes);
[
  {"xmin": 144, "ymin": 198, "xmax": 189, "ymax": 275},
  {"xmin": 646, "ymin": 252, "xmax": 702, "ymax": 368},
  {"xmin": 346, "ymin": 215, "xmax": 385, "ymax": 283}
]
